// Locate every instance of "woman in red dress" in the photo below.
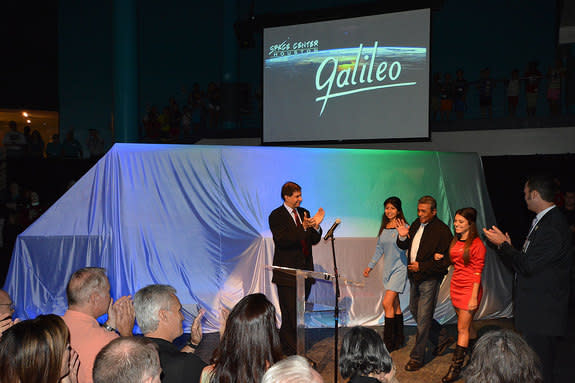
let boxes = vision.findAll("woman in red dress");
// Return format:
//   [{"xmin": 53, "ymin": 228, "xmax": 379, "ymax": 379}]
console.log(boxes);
[{"xmin": 440, "ymin": 207, "xmax": 486, "ymax": 382}]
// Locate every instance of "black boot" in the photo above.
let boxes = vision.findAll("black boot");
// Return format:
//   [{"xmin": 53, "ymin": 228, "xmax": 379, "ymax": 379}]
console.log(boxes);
[
  {"xmin": 383, "ymin": 317, "xmax": 395, "ymax": 352},
  {"xmin": 394, "ymin": 313, "xmax": 405, "ymax": 350},
  {"xmin": 441, "ymin": 345, "xmax": 467, "ymax": 383}
]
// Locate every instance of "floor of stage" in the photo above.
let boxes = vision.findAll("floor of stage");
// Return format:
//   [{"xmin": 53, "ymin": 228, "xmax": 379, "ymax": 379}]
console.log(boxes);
[{"xmin": 191, "ymin": 307, "xmax": 575, "ymax": 383}]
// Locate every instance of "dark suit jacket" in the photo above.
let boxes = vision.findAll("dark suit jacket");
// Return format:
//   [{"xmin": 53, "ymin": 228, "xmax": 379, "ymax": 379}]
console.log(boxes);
[
  {"xmin": 147, "ymin": 337, "xmax": 206, "ymax": 383},
  {"xmin": 497, "ymin": 206, "xmax": 571, "ymax": 336},
  {"xmin": 397, "ymin": 215, "xmax": 453, "ymax": 282},
  {"xmin": 269, "ymin": 205, "xmax": 322, "ymax": 286}
]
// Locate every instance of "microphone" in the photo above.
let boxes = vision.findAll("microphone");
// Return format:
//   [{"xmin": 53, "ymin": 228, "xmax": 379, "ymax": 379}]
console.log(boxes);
[{"xmin": 323, "ymin": 218, "xmax": 341, "ymax": 240}]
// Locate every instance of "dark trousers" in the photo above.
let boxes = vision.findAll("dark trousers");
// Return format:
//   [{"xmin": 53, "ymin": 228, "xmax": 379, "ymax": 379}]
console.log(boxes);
[
  {"xmin": 276, "ymin": 282, "xmax": 311, "ymax": 356},
  {"xmin": 522, "ymin": 332, "xmax": 558, "ymax": 383},
  {"xmin": 409, "ymin": 278, "xmax": 447, "ymax": 362}
]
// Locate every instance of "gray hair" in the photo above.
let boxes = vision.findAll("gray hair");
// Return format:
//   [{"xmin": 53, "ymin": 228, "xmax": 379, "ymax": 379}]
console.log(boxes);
[
  {"xmin": 93, "ymin": 337, "xmax": 161, "ymax": 383},
  {"xmin": 134, "ymin": 284, "xmax": 176, "ymax": 334},
  {"xmin": 464, "ymin": 329, "xmax": 543, "ymax": 383},
  {"xmin": 262, "ymin": 355, "xmax": 323, "ymax": 383},
  {"xmin": 66, "ymin": 267, "xmax": 109, "ymax": 306}
]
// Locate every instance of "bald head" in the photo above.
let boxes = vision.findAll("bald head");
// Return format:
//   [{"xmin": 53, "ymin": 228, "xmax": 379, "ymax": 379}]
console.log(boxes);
[
  {"xmin": 93, "ymin": 337, "xmax": 161, "ymax": 383},
  {"xmin": 0, "ymin": 290, "xmax": 13, "ymax": 317}
]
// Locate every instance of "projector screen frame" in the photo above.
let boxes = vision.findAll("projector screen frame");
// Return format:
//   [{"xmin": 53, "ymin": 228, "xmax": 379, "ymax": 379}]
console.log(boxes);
[{"xmin": 261, "ymin": 8, "xmax": 432, "ymax": 146}]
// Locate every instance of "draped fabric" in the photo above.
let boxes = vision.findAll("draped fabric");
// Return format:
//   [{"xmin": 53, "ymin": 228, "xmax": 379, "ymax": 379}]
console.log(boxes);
[{"xmin": 4, "ymin": 144, "xmax": 512, "ymax": 332}]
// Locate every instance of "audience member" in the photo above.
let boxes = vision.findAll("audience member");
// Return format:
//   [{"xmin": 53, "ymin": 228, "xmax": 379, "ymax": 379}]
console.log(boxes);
[
  {"xmin": 464, "ymin": 329, "xmax": 543, "ymax": 383},
  {"xmin": 3, "ymin": 121, "xmax": 27, "ymax": 158},
  {"xmin": 506, "ymin": 69, "xmax": 520, "ymax": 116},
  {"xmin": 430, "ymin": 73, "xmax": 441, "ymax": 121},
  {"xmin": 25, "ymin": 191, "xmax": 44, "ymax": 226},
  {"xmin": 46, "ymin": 133, "xmax": 62, "ymax": 158},
  {"xmin": 93, "ymin": 336, "xmax": 161, "ymax": 383},
  {"xmin": 62, "ymin": 131, "xmax": 83, "ymax": 159},
  {"xmin": 262, "ymin": 355, "xmax": 323, "ymax": 383},
  {"xmin": 524, "ymin": 61, "xmax": 542, "ymax": 117},
  {"xmin": 0, "ymin": 289, "xmax": 18, "ymax": 338},
  {"xmin": 339, "ymin": 326, "xmax": 397, "ymax": 383},
  {"xmin": 453, "ymin": 69, "xmax": 468, "ymax": 119},
  {"xmin": 395, "ymin": 195, "xmax": 453, "ymax": 371},
  {"xmin": 62, "ymin": 267, "xmax": 135, "ymax": 383},
  {"xmin": 0, "ymin": 314, "xmax": 80, "ymax": 383},
  {"xmin": 86, "ymin": 129, "xmax": 105, "ymax": 159},
  {"xmin": 439, "ymin": 73, "xmax": 453, "ymax": 120},
  {"xmin": 483, "ymin": 175, "xmax": 571, "ymax": 383},
  {"xmin": 29, "ymin": 129, "xmax": 45, "ymax": 158},
  {"xmin": 134, "ymin": 284, "xmax": 206, "ymax": 383},
  {"xmin": 547, "ymin": 57, "xmax": 565, "ymax": 115},
  {"xmin": 201, "ymin": 293, "xmax": 283, "ymax": 383},
  {"xmin": 477, "ymin": 68, "xmax": 495, "ymax": 118}
]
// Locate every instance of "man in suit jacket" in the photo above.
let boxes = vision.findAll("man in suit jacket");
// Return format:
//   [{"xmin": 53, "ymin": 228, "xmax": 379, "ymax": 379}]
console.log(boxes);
[
  {"xmin": 396, "ymin": 195, "xmax": 453, "ymax": 371},
  {"xmin": 269, "ymin": 181, "xmax": 323, "ymax": 355},
  {"xmin": 484, "ymin": 175, "xmax": 571, "ymax": 383}
]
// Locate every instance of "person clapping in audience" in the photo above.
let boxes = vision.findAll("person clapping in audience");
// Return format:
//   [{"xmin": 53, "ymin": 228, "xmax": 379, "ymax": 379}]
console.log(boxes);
[{"xmin": 0, "ymin": 314, "xmax": 79, "ymax": 383}]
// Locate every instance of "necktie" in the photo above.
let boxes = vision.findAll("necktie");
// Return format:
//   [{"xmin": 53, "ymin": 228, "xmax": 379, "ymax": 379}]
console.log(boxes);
[{"xmin": 292, "ymin": 209, "xmax": 309, "ymax": 256}]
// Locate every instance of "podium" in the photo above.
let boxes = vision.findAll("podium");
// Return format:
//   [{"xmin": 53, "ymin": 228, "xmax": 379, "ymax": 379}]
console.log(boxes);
[{"xmin": 268, "ymin": 265, "xmax": 364, "ymax": 355}]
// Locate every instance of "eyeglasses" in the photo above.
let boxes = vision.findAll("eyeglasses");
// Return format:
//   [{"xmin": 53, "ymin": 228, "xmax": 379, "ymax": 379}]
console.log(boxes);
[{"xmin": 0, "ymin": 303, "xmax": 15, "ymax": 312}]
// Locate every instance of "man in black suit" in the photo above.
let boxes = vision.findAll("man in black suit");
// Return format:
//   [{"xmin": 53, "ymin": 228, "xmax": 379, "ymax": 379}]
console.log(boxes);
[
  {"xmin": 396, "ymin": 195, "xmax": 453, "ymax": 371},
  {"xmin": 484, "ymin": 175, "xmax": 571, "ymax": 383},
  {"xmin": 269, "ymin": 181, "xmax": 323, "ymax": 355}
]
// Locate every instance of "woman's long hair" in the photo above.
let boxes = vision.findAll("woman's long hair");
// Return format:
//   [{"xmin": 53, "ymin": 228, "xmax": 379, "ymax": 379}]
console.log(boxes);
[
  {"xmin": 211, "ymin": 293, "xmax": 283, "ymax": 383},
  {"xmin": 339, "ymin": 326, "xmax": 393, "ymax": 380},
  {"xmin": 0, "ymin": 314, "xmax": 70, "ymax": 383},
  {"xmin": 377, "ymin": 197, "xmax": 406, "ymax": 237},
  {"xmin": 449, "ymin": 207, "xmax": 479, "ymax": 265}
]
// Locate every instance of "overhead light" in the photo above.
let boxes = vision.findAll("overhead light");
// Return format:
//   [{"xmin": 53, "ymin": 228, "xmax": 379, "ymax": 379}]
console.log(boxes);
[
  {"xmin": 26, "ymin": 119, "xmax": 31, "ymax": 124},
  {"xmin": 22, "ymin": 112, "xmax": 29, "ymax": 117}
]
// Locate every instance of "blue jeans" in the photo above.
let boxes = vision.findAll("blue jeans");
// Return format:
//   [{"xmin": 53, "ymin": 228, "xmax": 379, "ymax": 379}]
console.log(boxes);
[{"xmin": 409, "ymin": 278, "xmax": 446, "ymax": 362}]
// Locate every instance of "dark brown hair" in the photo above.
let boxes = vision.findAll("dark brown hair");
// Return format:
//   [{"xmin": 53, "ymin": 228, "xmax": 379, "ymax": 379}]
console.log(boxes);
[
  {"xmin": 0, "ymin": 315, "xmax": 70, "ymax": 383},
  {"xmin": 377, "ymin": 196, "xmax": 406, "ymax": 237},
  {"xmin": 281, "ymin": 181, "xmax": 301, "ymax": 201},
  {"xmin": 211, "ymin": 293, "xmax": 283, "ymax": 383},
  {"xmin": 449, "ymin": 207, "xmax": 479, "ymax": 265}
]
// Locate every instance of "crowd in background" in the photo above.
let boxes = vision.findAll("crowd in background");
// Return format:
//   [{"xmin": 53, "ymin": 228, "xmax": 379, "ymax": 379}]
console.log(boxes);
[{"xmin": 431, "ymin": 58, "xmax": 569, "ymax": 121}]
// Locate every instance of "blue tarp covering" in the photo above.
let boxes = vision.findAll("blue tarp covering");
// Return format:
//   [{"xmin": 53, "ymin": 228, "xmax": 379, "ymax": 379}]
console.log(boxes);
[{"xmin": 4, "ymin": 144, "xmax": 512, "ymax": 332}]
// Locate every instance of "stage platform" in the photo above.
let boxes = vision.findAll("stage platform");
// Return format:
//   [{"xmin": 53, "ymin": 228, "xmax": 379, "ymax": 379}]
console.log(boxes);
[{"xmin": 189, "ymin": 307, "xmax": 575, "ymax": 383}]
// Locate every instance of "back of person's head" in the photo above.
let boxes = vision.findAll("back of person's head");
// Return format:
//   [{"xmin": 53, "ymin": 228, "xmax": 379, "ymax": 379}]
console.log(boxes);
[
  {"xmin": 262, "ymin": 355, "xmax": 323, "ymax": 383},
  {"xmin": 339, "ymin": 327, "xmax": 394, "ymax": 382},
  {"xmin": 0, "ymin": 314, "xmax": 70, "ymax": 383},
  {"xmin": 134, "ymin": 284, "xmax": 176, "ymax": 334},
  {"xmin": 526, "ymin": 175, "xmax": 557, "ymax": 203},
  {"xmin": 212, "ymin": 293, "xmax": 283, "ymax": 383},
  {"xmin": 66, "ymin": 267, "xmax": 108, "ymax": 306},
  {"xmin": 93, "ymin": 336, "xmax": 161, "ymax": 383},
  {"xmin": 464, "ymin": 329, "xmax": 543, "ymax": 383}
]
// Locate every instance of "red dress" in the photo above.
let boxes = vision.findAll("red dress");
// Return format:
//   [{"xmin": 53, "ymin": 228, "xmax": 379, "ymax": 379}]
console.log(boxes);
[{"xmin": 449, "ymin": 237, "xmax": 486, "ymax": 310}]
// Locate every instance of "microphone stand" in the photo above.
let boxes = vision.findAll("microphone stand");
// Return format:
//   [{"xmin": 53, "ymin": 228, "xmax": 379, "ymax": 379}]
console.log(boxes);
[{"xmin": 328, "ymin": 233, "xmax": 340, "ymax": 383}]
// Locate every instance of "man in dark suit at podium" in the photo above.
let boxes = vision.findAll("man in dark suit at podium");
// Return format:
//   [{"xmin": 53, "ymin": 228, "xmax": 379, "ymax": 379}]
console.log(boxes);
[
  {"xmin": 269, "ymin": 181, "xmax": 323, "ymax": 355},
  {"xmin": 484, "ymin": 175, "xmax": 571, "ymax": 383}
]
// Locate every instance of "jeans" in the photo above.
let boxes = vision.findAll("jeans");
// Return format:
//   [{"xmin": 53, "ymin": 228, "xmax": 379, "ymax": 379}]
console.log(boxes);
[{"xmin": 409, "ymin": 278, "xmax": 446, "ymax": 362}]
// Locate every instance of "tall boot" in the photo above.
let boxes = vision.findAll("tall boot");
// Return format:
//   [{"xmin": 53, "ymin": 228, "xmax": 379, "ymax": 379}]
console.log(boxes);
[
  {"xmin": 441, "ymin": 345, "xmax": 467, "ymax": 383},
  {"xmin": 383, "ymin": 317, "xmax": 395, "ymax": 352},
  {"xmin": 394, "ymin": 313, "xmax": 405, "ymax": 350}
]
